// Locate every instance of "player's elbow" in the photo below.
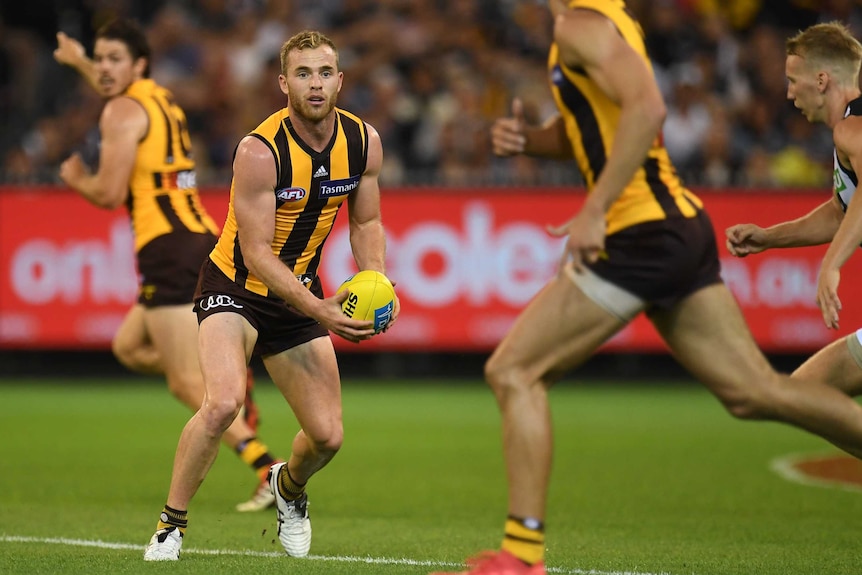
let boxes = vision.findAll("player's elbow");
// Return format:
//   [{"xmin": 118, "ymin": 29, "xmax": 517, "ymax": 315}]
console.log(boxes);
[
  {"xmin": 644, "ymin": 98, "xmax": 666, "ymax": 132},
  {"xmin": 93, "ymin": 188, "xmax": 127, "ymax": 209}
]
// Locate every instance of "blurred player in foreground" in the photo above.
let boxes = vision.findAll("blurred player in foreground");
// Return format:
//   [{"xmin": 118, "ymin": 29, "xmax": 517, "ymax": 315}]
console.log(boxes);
[{"xmin": 435, "ymin": 4, "xmax": 862, "ymax": 575}]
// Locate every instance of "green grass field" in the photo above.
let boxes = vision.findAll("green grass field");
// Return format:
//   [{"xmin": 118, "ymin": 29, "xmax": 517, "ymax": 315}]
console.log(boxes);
[{"xmin": 0, "ymin": 376, "xmax": 859, "ymax": 575}]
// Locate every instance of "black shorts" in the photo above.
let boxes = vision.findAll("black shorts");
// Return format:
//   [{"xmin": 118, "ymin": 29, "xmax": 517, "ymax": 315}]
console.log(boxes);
[
  {"xmin": 586, "ymin": 210, "xmax": 723, "ymax": 313},
  {"xmin": 193, "ymin": 258, "xmax": 329, "ymax": 357},
  {"xmin": 137, "ymin": 231, "xmax": 216, "ymax": 307}
]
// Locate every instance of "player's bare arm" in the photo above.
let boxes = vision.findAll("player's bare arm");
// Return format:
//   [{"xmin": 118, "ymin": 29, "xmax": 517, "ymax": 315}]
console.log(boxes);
[
  {"xmin": 726, "ymin": 197, "xmax": 843, "ymax": 257},
  {"xmin": 490, "ymin": 99, "xmax": 571, "ymax": 159},
  {"xmin": 59, "ymin": 96, "xmax": 143, "ymax": 209},
  {"xmin": 822, "ymin": 116, "xmax": 862, "ymax": 272},
  {"xmin": 54, "ymin": 32, "xmax": 100, "ymax": 93},
  {"xmin": 346, "ymin": 125, "xmax": 386, "ymax": 272},
  {"xmin": 345, "ymin": 125, "xmax": 400, "ymax": 327},
  {"xmin": 557, "ymin": 9, "xmax": 664, "ymax": 214},
  {"xmin": 547, "ymin": 9, "xmax": 664, "ymax": 271},
  {"xmin": 816, "ymin": 116, "xmax": 862, "ymax": 329},
  {"xmin": 233, "ymin": 135, "xmax": 374, "ymax": 342}
]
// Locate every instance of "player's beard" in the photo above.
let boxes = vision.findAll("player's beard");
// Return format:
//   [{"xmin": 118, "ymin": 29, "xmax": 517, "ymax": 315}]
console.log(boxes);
[{"xmin": 293, "ymin": 93, "xmax": 337, "ymax": 122}]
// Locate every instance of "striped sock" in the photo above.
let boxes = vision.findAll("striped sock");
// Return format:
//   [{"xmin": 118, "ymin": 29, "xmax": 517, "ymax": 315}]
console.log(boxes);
[
  {"xmin": 156, "ymin": 505, "xmax": 188, "ymax": 535},
  {"xmin": 501, "ymin": 515, "xmax": 545, "ymax": 565},
  {"xmin": 235, "ymin": 437, "xmax": 277, "ymax": 480},
  {"xmin": 278, "ymin": 466, "xmax": 306, "ymax": 501}
]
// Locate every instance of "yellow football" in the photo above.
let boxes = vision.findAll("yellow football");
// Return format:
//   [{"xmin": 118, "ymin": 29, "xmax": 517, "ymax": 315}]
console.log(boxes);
[{"xmin": 336, "ymin": 270, "xmax": 396, "ymax": 333}]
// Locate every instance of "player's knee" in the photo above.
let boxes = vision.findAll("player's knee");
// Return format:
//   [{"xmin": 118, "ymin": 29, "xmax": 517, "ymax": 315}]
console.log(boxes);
[
  {"xmin": 111, "ymin": 338, "xmax": 136, "ymax": 370},
  {"xmin": 308, "ymin": 422, "xmax": 344, "ymax": 456},
  {"xmin": 484, "ymin": 356, "xmax": 528, "ymax": 400},
  {"xmin": 716, "ymin": 379, "xmax": 779, "ymax": 421},
  {"xmin": 199, "ymin": 395, "xmax": 243, "ymax": 431}
]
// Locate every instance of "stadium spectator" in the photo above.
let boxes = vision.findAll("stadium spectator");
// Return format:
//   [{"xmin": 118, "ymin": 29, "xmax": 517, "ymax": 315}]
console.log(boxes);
[{"xmin": 0, "ymin": 0, "xmax": 841, "ymax": 188}]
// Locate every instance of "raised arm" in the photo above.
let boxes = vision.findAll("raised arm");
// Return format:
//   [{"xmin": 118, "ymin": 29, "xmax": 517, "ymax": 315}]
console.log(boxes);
[{"xmin": 54, "ymin": 32, "xmax": 101, "ymax": 93}]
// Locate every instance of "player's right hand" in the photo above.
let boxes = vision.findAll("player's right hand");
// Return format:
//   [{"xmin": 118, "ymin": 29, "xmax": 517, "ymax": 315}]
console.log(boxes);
[
  {"xmin": 490, "ymin": 98, "xmax": 526, "ymax": 156},
  {"xmin": 725, "ymin": 223, "xmax": 768, "ymax": 257},
  {"xmin": 318, "ymin": 289, "xmax": 376, "ymax": 344},
  {"xmin": 54, "ymin": 32, "xmax": 86, "ymax": 67}
]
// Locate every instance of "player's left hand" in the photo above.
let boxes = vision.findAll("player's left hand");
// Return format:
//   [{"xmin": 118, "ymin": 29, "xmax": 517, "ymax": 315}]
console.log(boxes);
[
  {"xmin": 54, "ymin": 32, "xmax": 86, "ymax": 68},
  {"xmin": 816, "ymin": 266, "xmax": 842, "ymax": 330},
  {"xmin": 547, "ymin": 204, "xmax": 606, "ymax": 275}
]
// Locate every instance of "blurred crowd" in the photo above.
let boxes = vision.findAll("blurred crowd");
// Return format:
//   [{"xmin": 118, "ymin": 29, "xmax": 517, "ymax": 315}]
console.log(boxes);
[{"xmin": 1, "ymin": 0, "xmax": 861, "ymax": 189}]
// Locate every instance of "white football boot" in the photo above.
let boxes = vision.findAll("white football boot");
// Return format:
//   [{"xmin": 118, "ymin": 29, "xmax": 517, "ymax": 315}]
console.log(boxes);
[
  {"xmin": 143, "ymin": 526, "xmax": 183, "ymax": 561},
  {"xmin": 268, "ymin": 461, "xmax": 312, "ymax": 557}
]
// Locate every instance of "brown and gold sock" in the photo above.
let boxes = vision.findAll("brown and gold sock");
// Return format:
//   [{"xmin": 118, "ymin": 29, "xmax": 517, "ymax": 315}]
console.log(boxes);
[
  {"xmin": 235, "ymin": 437, "xmax": 277, "ymax": 480},
  {"xmin": 277, "ymin": 465, "xmax": 306, "ymax": 501},
  {"xmin": 501, "ymin": 515, "xmax": 545, "ymax": 565},
  {"xmin": 156, "ymin": 505, "xmax": 188, "ymax": 535}
]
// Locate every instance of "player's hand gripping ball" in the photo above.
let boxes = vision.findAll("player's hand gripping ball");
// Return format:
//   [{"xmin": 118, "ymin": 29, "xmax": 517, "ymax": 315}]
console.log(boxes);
[{"xmin": 336, "ymin": 270, "xmax": 396, "ymax": 333}]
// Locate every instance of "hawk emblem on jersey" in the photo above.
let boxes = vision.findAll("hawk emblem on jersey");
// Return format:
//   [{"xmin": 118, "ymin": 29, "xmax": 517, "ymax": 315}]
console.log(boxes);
[
  {"xmin": 319, "ymin": 175, "xmax": 360, "ymax": 197},
  {"xmin": 276, "ymin": 187, "xmax": 307, "ymax": 202}
]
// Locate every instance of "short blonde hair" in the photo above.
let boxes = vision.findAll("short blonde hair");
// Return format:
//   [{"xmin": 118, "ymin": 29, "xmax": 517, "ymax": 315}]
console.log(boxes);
[
  {"xmin": 786, "ymin": 22, "xmax": 862, "ymax": 85},
  {"xmin": 279, "ymin": 30, "xmax": 339, "ymax": 75}
]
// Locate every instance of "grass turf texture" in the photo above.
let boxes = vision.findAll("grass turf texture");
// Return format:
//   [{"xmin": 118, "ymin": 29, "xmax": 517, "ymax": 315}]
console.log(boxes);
[{"xmin": 0, "ymin": 377, "xmax": 859, "ymax": 575}]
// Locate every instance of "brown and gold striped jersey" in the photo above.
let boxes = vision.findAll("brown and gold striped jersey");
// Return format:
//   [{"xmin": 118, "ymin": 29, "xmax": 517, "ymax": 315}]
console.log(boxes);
[
  {"xmin": 549, "ymin": 0, "xmax": 704, "ymax": 234},
  {"xmin": 210, "ymin": 107, "xmax": 369, "ymax": 298},
  {"xmin": 123, "ymin": 79, "xmax": 219, "ymax": 251}
]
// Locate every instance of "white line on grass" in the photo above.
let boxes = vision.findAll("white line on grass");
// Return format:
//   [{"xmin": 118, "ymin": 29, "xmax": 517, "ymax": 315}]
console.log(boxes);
[
  {"xmin": 0, "ymin": 534, "xmax": 677, "ymax": 575},
  {"xmin": 770, "ymin": 452, "xmax": 862, "ymax": 494}
]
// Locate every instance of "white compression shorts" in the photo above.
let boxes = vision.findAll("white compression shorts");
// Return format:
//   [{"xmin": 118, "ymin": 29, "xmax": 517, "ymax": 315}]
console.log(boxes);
[{"xmin": 563, "ymin": 263, "xmax": 646, "ymax": 322}]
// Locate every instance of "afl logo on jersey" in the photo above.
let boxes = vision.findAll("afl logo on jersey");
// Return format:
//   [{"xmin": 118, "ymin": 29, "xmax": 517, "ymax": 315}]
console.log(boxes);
[
  {"xmin": 319, "ymin": 175, "xmax": 360, "ymax": 197},
  {"xmin": 551, "ymin": 65, "xmax": 564, "ymax": 86},
  {"xmin": 276, "ymin": 187, "xmax": 307, "ymax": 202}
]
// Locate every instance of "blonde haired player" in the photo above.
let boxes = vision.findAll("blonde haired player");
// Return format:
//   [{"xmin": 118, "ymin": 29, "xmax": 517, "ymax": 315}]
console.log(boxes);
[
  {"xmin": 728, "ymin": 22, "xmax": 862, "ymax": 407},
  {"xmin": 144, "ymin": 29, "xmax": 398, "ymax": 560}
]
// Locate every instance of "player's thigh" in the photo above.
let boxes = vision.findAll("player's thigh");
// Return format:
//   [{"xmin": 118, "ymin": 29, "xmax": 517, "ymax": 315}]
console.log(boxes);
[
  {"xmin": 143, "ymin": 304, "xmax": 202, "ymax": 380},
  {"xmin": 793, "ymin": 335, "xmax": 862, "ymax": 395},
  {"xmin": 263, "ymin": 336, "xmax": 342, "ymax": 437},
  {"xmin": 197, "ymin": 311, "xmax": 257, "ymax": 403},
  {"xmin": 113, "ymin": 304, "xmax": 149, "ymax": 351},
  {"xmin": 490, "ymin": 275, "xmax": 627, "ymax": 385},
  {"xmin": 650, "ymin": 283, "xmax": 775, "ymax": 395}
]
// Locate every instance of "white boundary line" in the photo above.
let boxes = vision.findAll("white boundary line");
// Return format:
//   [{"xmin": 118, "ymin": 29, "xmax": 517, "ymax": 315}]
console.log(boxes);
[
  {"xmin": 770, "ymin": 452, "xmax": 862, "ymax": 494},
  {"xmin": 0, "ymin": 534, "xmax": 677, "ymax": 575}
]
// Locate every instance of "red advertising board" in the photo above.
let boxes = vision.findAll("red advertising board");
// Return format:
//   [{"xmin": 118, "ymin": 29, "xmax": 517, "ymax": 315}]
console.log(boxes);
[{"xmin": 0, "ymin": 186, "xmax": 845, "ymax": 353}]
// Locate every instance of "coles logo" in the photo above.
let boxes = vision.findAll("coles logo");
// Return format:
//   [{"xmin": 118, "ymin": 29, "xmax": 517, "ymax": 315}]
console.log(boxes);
[{"xmin": 276, "ymin": 187, "xmax": 306, "ymax": 202}]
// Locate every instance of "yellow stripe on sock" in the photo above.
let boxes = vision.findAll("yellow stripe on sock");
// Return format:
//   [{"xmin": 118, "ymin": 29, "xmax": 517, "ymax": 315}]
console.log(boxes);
[
  {"xmin": 237, "ymin": 438, "xmax": 269, "ymax": 466},
  {"xmin": 502, "ymin": 518, "xmax": 545, "ymax": 565}
]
